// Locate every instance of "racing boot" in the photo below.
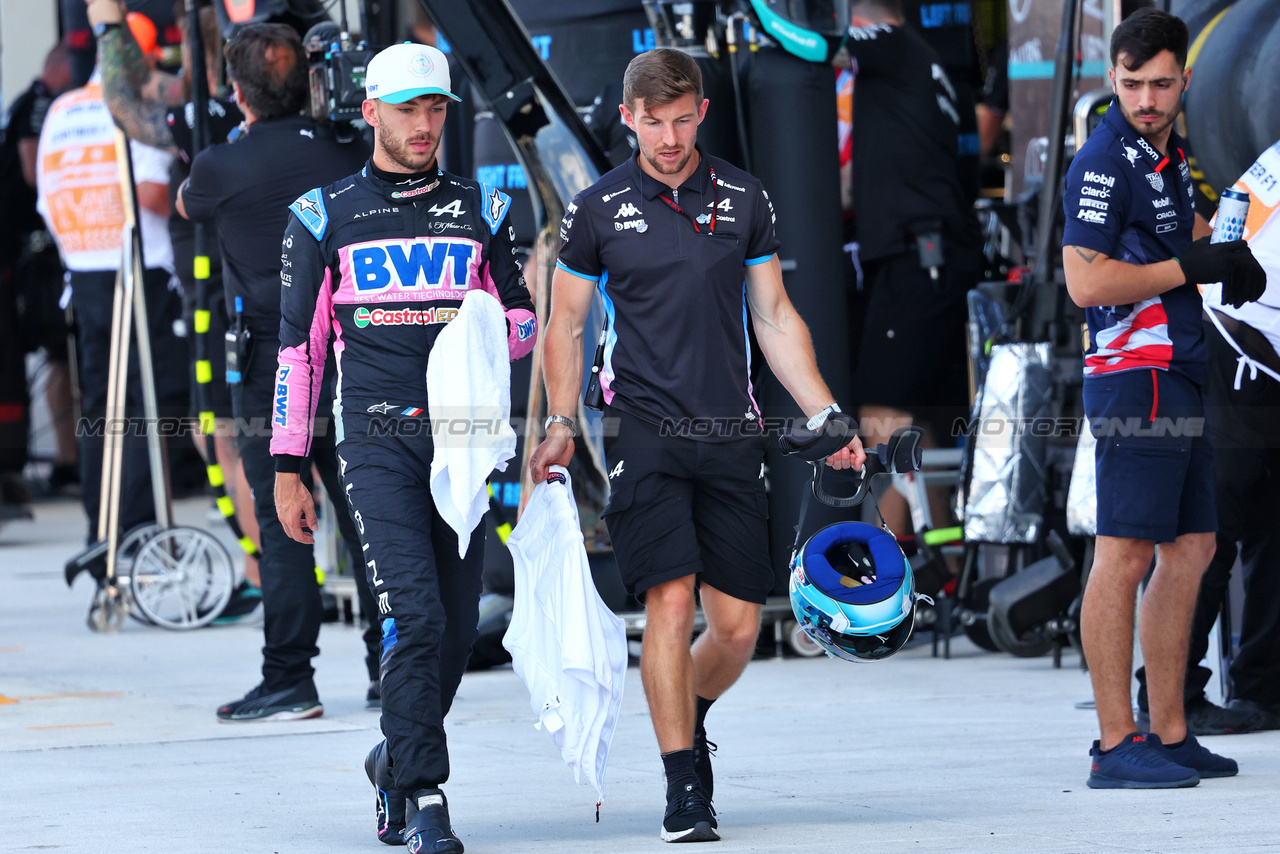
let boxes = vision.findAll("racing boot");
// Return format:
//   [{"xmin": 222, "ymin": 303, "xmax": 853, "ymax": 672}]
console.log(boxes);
[
  {"xmin": 364, "ymin": 739, "xmax": 406, "ymax": 845},
  {"xmin": 403, "ymin": 788, "xmax": 464, "ymax": 854}
]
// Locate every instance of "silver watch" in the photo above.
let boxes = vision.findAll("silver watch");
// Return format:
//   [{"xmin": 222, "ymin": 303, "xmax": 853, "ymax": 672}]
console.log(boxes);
[{"xmin": 544, "ymin": 414, "xmax": 579, "ymax": 436}]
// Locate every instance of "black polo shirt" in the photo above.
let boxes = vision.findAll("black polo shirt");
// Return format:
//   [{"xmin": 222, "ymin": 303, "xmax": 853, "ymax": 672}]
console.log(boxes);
[
  {"xmin": 181, "ymin": 114, "xmax": 368, "ymax": 340},
  {"xmin": 556, "ymin": 148, "xmax": 780, "ymax": 439},
  {"xmin": 845, "ymin": 23, "xmax": 979, "ymax": 261}
]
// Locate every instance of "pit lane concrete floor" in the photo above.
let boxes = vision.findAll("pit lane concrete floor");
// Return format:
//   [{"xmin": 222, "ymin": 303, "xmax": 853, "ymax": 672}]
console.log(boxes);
[{"xmin": 3, "ymin": 497, "xmax": 1278, "ymax": 854}]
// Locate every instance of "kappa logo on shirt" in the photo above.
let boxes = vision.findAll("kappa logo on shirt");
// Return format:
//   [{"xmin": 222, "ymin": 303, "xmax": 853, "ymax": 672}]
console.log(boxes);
[{"xmin": 614, "ymin": 202, "xmax": 642, "ymax": 219}]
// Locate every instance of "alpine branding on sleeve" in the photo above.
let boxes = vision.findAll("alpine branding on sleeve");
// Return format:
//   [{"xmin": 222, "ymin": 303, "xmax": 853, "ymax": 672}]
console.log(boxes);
[
  {"xmin": 290, "ymin": 188, "xmax": 329, "ymax": 240},
  {"xmin": 480, "ymin": 184, "xmax": 511, "ymax": 234}
]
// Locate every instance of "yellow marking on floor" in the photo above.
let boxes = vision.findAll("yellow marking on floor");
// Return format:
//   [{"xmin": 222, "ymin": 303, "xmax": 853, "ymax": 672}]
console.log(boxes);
[
  {"xmin": 10, "ymin": 691, "xmax": 124, "ymax": 702},
  {"xmin": 0, "ymin": 695, "xmax": 15, "ymax": 705},
  {"xmin": 27, "ymin": 722, "xmax": 114, "ymax": 731}
]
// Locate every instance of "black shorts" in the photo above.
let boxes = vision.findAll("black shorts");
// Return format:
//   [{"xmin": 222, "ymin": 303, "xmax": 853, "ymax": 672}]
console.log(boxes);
[
  {"xmin": 601, "ymin": 407, "xmax": 773, "ymax": 604},
  {"xmin": 854, "ymin": 249, "xmax": 976, "ymax": 434}
]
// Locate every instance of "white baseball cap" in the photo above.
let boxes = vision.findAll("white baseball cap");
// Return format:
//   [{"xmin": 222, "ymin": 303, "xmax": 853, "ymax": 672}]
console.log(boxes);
[{"xmin": 365, "ymin": 43, "xmax": 460, "ymax": 104}]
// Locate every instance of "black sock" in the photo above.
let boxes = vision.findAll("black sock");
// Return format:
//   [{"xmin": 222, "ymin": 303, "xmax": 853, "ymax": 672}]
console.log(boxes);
[
  {"xmin": 1162, "ymin": 736, "xmax": 1186, "ymax": 749},
  {"xmin": 695, "ymin": 695, "xmax": 715, "ymax": 732},
  {"xmin": 662, "ymin": 749, "xmax": 698, "ymax": 798}
]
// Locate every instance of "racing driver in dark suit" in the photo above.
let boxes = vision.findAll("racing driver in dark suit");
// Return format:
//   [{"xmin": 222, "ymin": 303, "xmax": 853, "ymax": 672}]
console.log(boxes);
[{"xmin": 271, "ymin": 44, "xmax": 536, "ymax": 852}]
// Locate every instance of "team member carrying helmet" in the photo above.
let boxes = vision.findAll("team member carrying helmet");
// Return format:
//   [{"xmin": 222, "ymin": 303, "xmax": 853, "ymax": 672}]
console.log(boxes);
[
  {"xmin": 528, "ymin": 48, "xmax": 863, "ymax": 843},
  {"xmin": 271, "ymin": 43, "xmax": 536, "ymax": 851}
]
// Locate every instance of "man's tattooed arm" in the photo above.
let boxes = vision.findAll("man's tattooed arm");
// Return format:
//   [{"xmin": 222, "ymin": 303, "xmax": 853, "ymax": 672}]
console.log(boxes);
[
  {"xmin": 1072, "ymin": 247, "xmax": 1101, "ymax": 264},
  {"xmin": 98, "ymin": 28, "xmax": 183, "ymax": 151}
]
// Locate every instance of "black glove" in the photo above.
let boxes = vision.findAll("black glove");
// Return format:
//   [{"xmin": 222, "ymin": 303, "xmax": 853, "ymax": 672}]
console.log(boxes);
[
  {"xmin": 1221, "ymin": 248, "xmax": 1268, "ymax": 309},
  {"xmin": 1178, "ymin": 237, "xmax": 1267, "ymax": 307}
]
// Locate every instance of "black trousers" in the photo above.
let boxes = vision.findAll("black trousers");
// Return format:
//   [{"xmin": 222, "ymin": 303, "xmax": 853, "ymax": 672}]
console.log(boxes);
[
  {"xmin": 71, "ymin": 268, "xmax": 187, "ymax": 539},
  {"xmin": 234, "ymin": 348, "xmax": 380, "ymax": 691},
  {"xmin": 1137, "ymin": 325, "xmax": 1280, "ymax": 708},
  {"xmin": 338, "ymin": 427, "xmax": 484, "ymax": 791}
]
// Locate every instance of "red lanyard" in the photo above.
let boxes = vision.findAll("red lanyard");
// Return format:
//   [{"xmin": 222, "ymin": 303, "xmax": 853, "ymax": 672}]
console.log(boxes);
[{"xmin": 657, "ymin": 163, "xmax": 719, "ymax": 234}]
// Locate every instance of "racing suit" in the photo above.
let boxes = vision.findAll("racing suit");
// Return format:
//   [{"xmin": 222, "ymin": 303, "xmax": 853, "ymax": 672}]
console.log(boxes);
[{"xmin": 271, "ymin": 161, "xmax": 536, "ymax": 791}]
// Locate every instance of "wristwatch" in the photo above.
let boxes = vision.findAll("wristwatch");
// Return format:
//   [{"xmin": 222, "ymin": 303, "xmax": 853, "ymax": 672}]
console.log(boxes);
[
  {"xmin": 93, "ymin": 21, "xmax": 123, "ymax": 38},
  {"xmin": 544, "ymin": 414, "xmax": 579, "ymax": 437}
]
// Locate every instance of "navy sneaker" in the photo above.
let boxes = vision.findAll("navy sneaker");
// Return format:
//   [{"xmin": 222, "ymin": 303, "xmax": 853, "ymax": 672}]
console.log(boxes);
[
  {"xmin": 1153, "ymin": 733, "xmax": 1238, "ymax": 778},
  {"xmin": 661, "ymin": 782, "xmax": 719, "ymax": 843},
  {"xmin": 216, "ymin": 681, "xmax": 323, "ymax": 722},
  {"xmin": 365, "ymin": 739, "xmax": 406, "ymax": 845},
  {"xmin": 1087, "ymin": 732, "xmax": 1199, "ymax": 789},
  {"xmin": 403, "ymin": 788, "xmax": 464, "ymax": 854},
  {"xmin": 692, "ymin": 724, "xmax": 716, "ymax": 803}
]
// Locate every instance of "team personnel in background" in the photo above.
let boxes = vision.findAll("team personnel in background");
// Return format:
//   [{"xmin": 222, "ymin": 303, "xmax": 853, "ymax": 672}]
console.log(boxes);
[
  {"xmin": 1, "ymin": 43, "xmax": 77, "ymax": 511},
  {"xmin": 1134, "ymin": 138, "xmax": 1280, "ymax": 736},
  {"xmin": 272, "ymin": 43, "xmax": 536, "ymax": 851},
  {"xmin": 89, "ymin": 0, "xmax": 264, "ymax": 616},
  {"xmin": 36, "ymin": 57, "xmax": 187, "ymax": 555},
  {"xmin": 1062, "ymin": 8, "xmax": 1265, "ymax": 788},
  {"xmin": 842, "ymin": 0, "xmax": 983, "ymax": 537},
  {"xmin": 176, "ymin": 23, "xmax": 375, "ymax": 720},
  {"xmin": 529, "ymin": 49, "xmax": 862, "ymax": 843}
]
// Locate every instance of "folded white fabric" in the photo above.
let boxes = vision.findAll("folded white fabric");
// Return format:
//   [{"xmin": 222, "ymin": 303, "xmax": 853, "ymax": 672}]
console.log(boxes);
[
  {"xmin": 503, "ymin": 465, "xmax": 628, "ymax": 801},
  {"xmin": 426, "ymin": 289, "xmax": 517, "ymax": 557}
]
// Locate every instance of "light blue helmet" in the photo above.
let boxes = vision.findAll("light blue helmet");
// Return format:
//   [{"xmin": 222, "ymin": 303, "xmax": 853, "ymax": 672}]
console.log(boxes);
[{"xmin": 789, "ymin": 521, "xmax": 917, "ymax": 662}]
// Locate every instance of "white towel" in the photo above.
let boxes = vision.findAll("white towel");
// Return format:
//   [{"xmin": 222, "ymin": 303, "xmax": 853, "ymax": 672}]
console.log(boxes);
[
  {"xmin": 503, "ymin": 465, "xmax": 628, "ymax": 801},
  {"xmin": 427, "ymin": 290, "xmax": 517, "ymax": 557}
]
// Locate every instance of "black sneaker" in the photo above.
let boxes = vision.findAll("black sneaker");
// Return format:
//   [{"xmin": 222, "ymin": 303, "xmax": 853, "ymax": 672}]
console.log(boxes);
[
  {"xmin": 661, "ymin": 782, "xmax": 719, "ymax": 843},
  {"xmin": 212, "ymin": 580, "xmax": 262, "ymax": 625},
  {"xmin": 365, "ymin": 739, "xmax": 406, "ymax": 845},
  {"xmin": 1229, "ymin": 698, "xmax": 1280, "ymax": 730},
  {"xmin": 1138, "ymin": 696, "xmax": 1265, "ymax": 736},
  {"xmin": 692, "ymin": 724, "xmax": 716, "ymax": 802},
  {"xmin": 215, "ymin": 681, "xmax": 323, "ymax": 722},
  {"xmin": 403, "ymin": 788, "xmax": 464, "ymax": 854},
  {"xmin": 367, "ymin": 678, "xmax": 382, "ymax": 709}
]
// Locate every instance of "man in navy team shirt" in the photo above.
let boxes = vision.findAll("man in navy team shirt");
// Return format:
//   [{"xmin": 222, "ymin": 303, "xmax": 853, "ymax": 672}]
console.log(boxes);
[{"xmin": 1062, "ymin": 8, "xmax": 1265, "ymax": 789}]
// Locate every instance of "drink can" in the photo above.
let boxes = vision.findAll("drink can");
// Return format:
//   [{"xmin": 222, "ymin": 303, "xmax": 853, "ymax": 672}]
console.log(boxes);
[{"xmin": 1212, "ymin": 188, "xmax": 1250, "ymax": 243}]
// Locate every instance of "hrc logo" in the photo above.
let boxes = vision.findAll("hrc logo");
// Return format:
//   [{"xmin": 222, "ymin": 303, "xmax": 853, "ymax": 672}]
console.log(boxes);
[{"xmin": 350, "ymin": 239, "xmax": 476, "ymax": 292}]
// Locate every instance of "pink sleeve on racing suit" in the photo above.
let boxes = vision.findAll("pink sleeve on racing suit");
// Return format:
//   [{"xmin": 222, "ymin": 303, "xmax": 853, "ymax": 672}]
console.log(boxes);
[
  {"xmin": 270, "ymin": 265, "xmax": 334, "ymax": 460},
  {"xmin": 480, "ymin": 205, "xmax": 537, "ymax": 360},
  {"xmin": 481, "ymin": 261, "xmax": 536, "ymax": 360}
]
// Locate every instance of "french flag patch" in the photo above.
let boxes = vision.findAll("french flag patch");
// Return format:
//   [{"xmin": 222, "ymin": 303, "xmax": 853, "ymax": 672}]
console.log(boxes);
[{"xmin": 401, "ymin": 407, "xmax": 424, "ymax": 417}]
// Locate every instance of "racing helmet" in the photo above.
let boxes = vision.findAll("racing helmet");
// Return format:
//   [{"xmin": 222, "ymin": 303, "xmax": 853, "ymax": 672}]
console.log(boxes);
[
  {"xmin": 748, "ymin": 0, "xmax": 849, "ymax": 63},
  {"xmin": 789, "ymin": 521, "xmax": 917, "ymax": 662}
]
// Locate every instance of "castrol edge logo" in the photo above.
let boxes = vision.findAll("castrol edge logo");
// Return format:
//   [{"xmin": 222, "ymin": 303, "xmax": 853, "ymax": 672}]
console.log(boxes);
[{"xmin": 352, "ymin": 306, "xmax": 458, "ymax": 327}]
